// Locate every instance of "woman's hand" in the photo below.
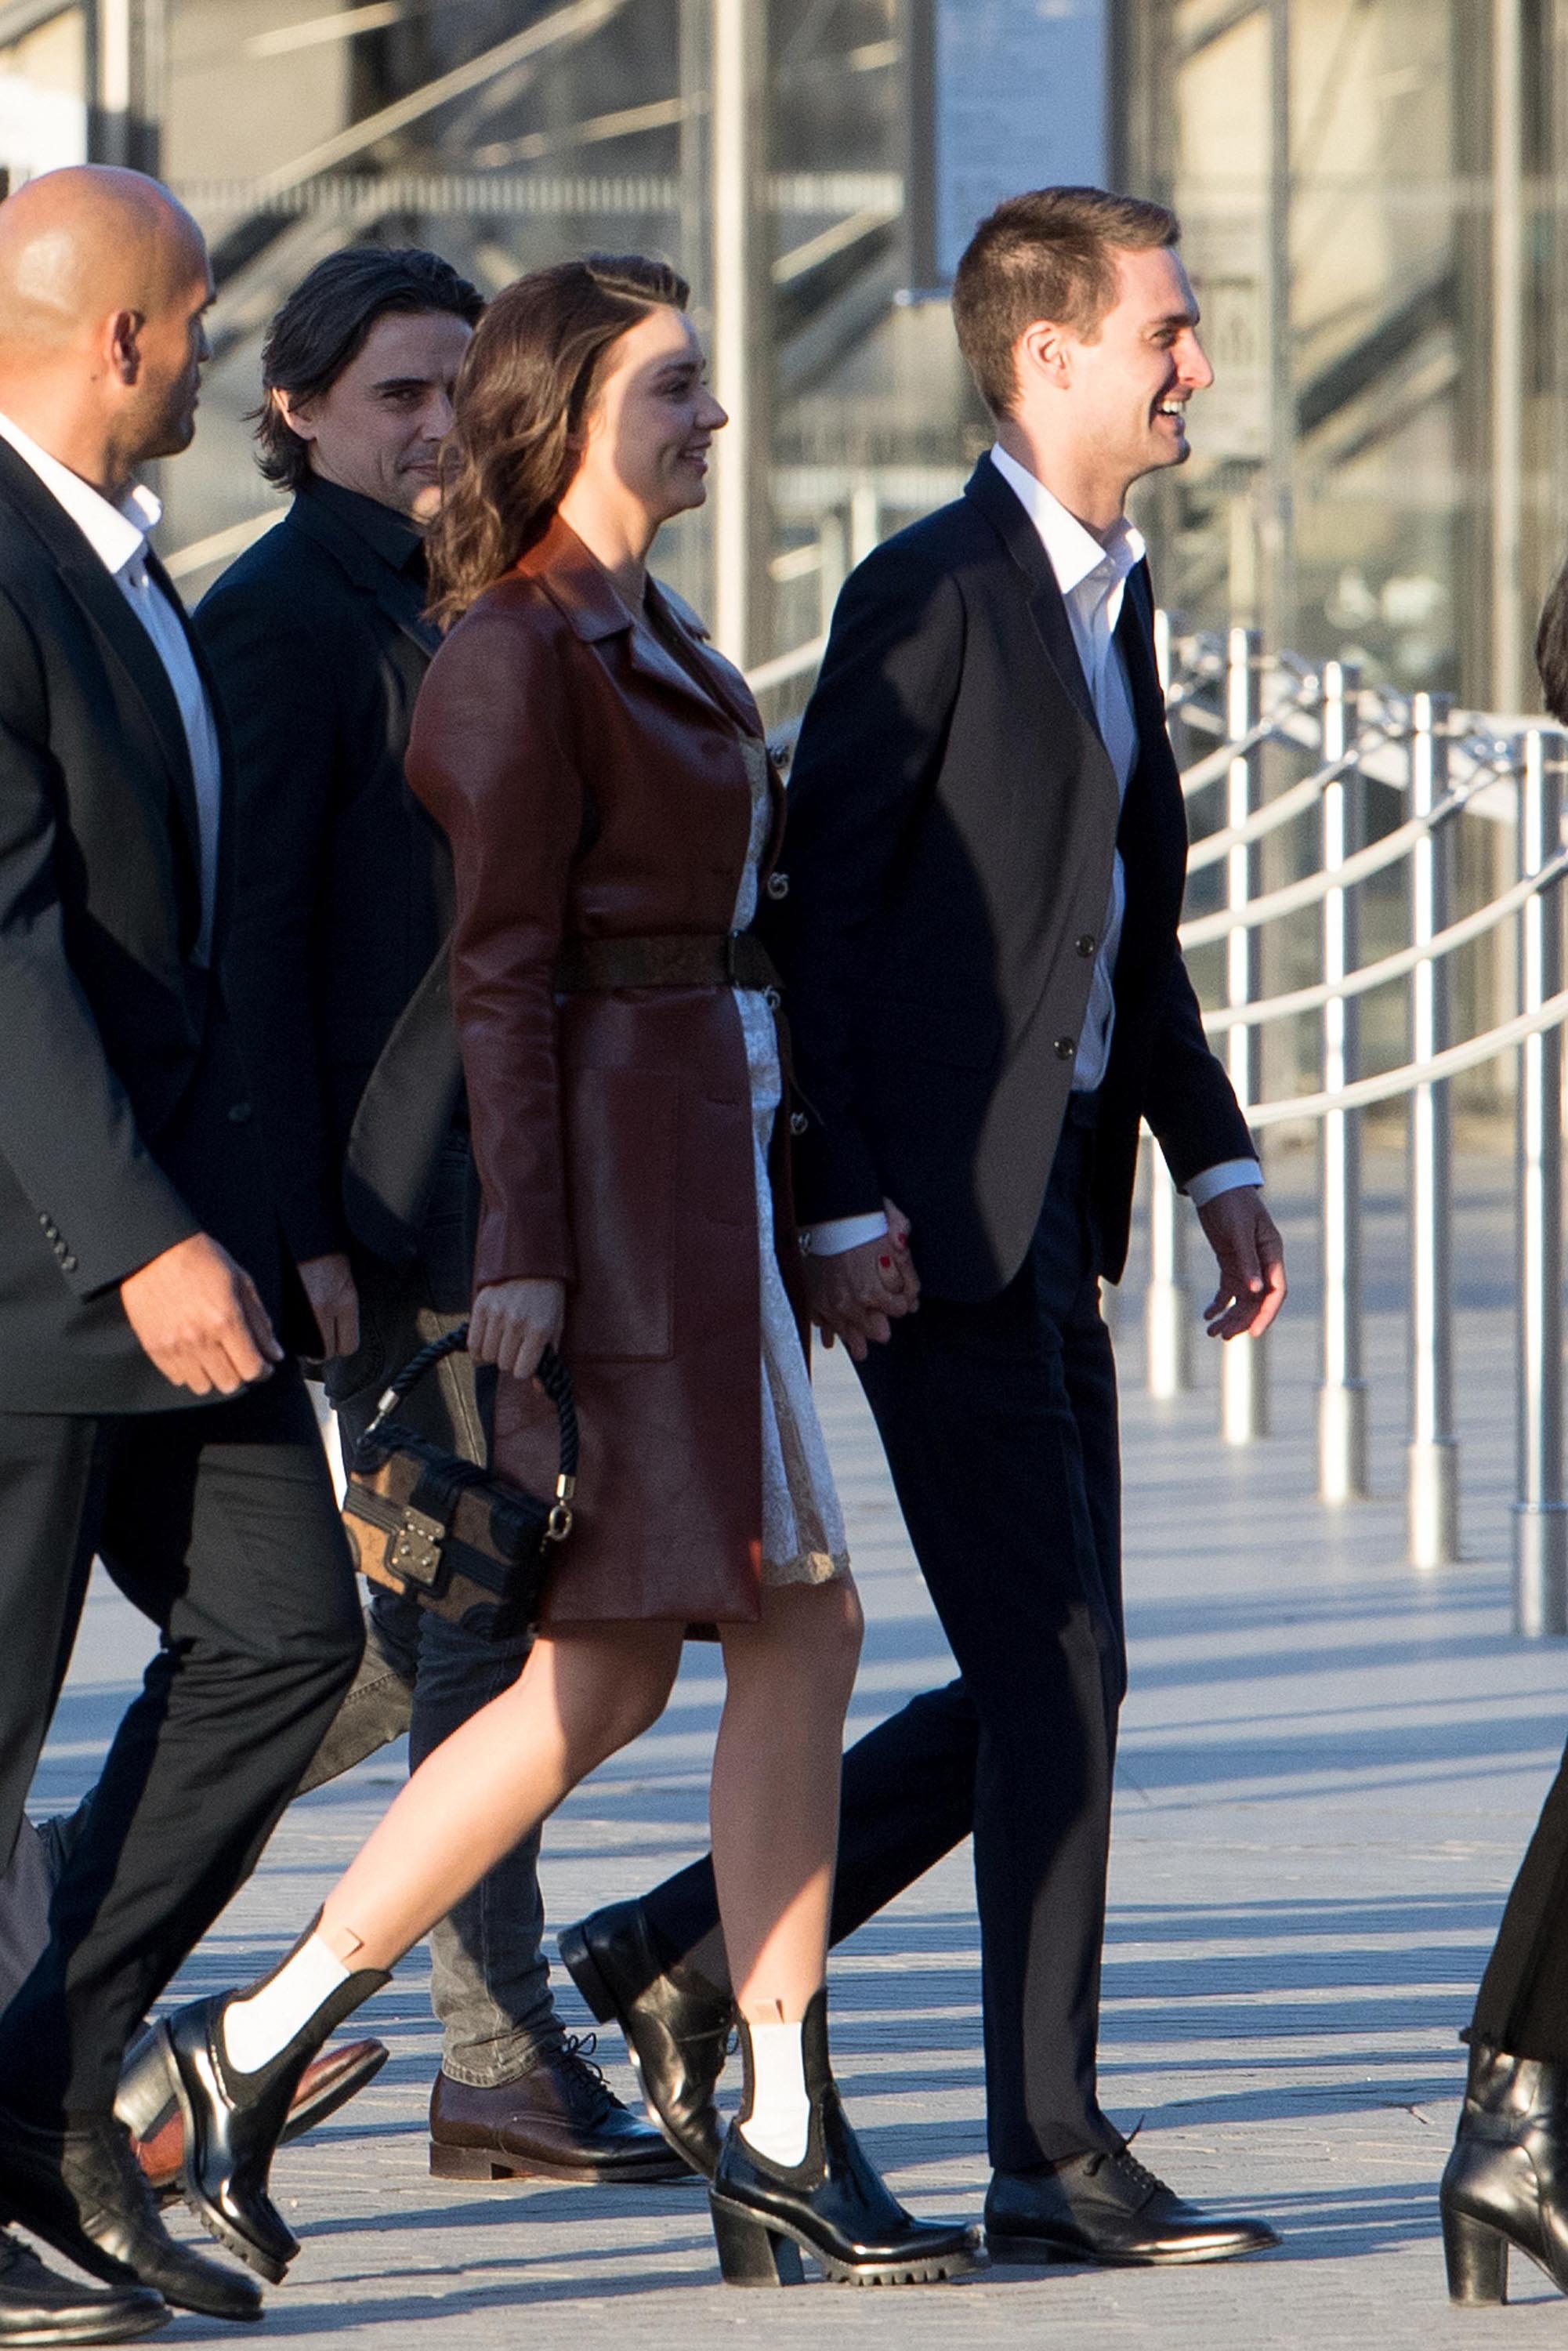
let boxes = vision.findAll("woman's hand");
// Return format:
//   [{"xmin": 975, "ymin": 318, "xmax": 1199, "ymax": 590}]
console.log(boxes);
[{"xmin": 469, "ymin": 1279, "xmax": 567, "ymax": 1382}]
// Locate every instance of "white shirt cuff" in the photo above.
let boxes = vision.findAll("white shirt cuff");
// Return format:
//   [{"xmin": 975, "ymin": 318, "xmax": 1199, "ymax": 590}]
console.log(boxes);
[
  {"xmin": 1186, "ymin": 1157, "xmax": 1264, "ymax": 1208},
  {"xmin": 800, "ymin": 1212, "xmax": 889, "ymax": 1257}
]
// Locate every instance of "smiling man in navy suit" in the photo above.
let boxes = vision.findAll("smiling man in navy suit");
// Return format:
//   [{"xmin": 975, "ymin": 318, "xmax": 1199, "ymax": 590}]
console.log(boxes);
[{"xmin": 564, "ymin": 187, "xmax": 1287, "ymax": 2266}]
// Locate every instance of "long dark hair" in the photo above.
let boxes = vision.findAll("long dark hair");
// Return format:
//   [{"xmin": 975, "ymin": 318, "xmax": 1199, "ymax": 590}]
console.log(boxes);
[
  {"xmin": 255, "ymin": 246, "xmax": 485, "ymax": 493},
  {"xmin": 425, "ymin": 252, "xmax": 689, "ymax": 632}
]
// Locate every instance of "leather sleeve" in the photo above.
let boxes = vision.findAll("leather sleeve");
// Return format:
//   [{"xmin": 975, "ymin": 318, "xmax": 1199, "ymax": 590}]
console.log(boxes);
[
  {"xmin": 0, "ymin": 589, "xmax": 198, "ymax": 1295},
  {"xmin": 196, "ymin": 572, "xmax": 347, "ymax": 1262},
  {"xmin": 1141, "ymin": 951, "xmax": 1258, "ymax": 1190},
  {"xmin": 405, "ymin": 597, "xmax": 582, "ymax": 1293},
  {"xmin": 777, "ymin": 540, "xmax": 965, "ymax": 1223}
]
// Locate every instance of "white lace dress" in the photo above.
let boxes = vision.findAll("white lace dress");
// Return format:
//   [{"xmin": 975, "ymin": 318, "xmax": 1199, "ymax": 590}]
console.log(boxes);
[{"xmin": 732, "ymin": 734, "xmax": 851, "ymax": 1588}]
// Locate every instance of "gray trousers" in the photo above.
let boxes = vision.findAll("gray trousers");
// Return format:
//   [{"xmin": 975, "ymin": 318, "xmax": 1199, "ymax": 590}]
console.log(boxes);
[{"xmin": 313, "ymin": 1131, "xmax": 559, "ymax": 2085}]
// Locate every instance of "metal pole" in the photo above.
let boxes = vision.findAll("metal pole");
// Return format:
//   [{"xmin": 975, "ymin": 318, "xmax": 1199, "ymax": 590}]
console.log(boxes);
[
  {"xmin": 1262, "ymin": 0, "xmax": 1294, "ymax": 652},
  {"xmin": 1407, "ymin": 691, "xmax": 1459, "ymax": 1566},
  {"xmin": 710, "ymin": 0, "xmax": 769, "ymax": 668},
  {"xmin": 1491, "ymin": 0, "xmax": 1525, "ymax": 712},
  {"xmin": 1318, "ymin": 659, "xmax": 1368, "ymax": 1498},
  {"xmin": 1222, "ymin": 625, "xmax": 1268, "ymax": 1443},
  {"xmin": 1146, "ymin": 1143, "xmax": 1192, "ymax": 1398},
  {"xmin": 1513, "ymin": 729, "xmax": 1568, "ymax": 1633}
]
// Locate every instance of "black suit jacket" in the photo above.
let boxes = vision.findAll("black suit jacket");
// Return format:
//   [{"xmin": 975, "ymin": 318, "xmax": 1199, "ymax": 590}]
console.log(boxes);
[
  {"xmin": 196, "ymin": 481, "xmax": 457, "ymax": 1266},
  {"xmin": 0, "ymin": 437, "xmax": 301, "ymax": 1413},
  {"xmin": 773, "ymin": 455, "xmax": 1254, "ymax": 1301}
]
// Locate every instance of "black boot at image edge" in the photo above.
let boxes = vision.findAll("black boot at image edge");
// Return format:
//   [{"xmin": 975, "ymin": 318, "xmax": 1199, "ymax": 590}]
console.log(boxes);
[{"xmin": 1439, "ymin": 2041, "xmax": 1568, "ymax": 2306}]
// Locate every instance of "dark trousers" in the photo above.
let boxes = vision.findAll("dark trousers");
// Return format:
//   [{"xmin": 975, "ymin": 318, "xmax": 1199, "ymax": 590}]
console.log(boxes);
[
  {"xmin": 643, "ymin": 1107, "xmax": 1124, "ymax": 2171},
  {"xmin": 1472, "ymin": 1731, "xmax": 1568, "ymax": 2060},
  {"xmin": 310, "ymin": 1132, "xmax": 557, "ymax": 2083},
  {"xmin": 0, "ymin": 1367, "xmax": 362, "ymax": 2117}
]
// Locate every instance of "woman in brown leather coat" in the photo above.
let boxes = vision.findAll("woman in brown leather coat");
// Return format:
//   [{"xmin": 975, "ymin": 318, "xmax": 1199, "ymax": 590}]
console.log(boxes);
[{"xmin": 164, "ymin": 257, "xmax": 976, "ymax": 2291}]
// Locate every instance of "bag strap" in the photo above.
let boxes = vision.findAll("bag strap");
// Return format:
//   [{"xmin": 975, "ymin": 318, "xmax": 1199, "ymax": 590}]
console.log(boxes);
[{"xmin": 360, "ymin": 1322, "xmax": 579, "ymax": 1537}]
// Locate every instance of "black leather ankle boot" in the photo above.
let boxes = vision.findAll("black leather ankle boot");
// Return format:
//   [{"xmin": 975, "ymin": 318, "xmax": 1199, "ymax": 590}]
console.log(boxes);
[
  {"xmin": 708, "ymin": 1991, "xmax": 980, "ymax": 2287},
  {"xmin": 158, "ymin": 1920, "xmax": 390, "ymax": 2284},
  {"xmin": 1440, "ymin": 2039, "xmax": 1568, "ymax": 2303}
]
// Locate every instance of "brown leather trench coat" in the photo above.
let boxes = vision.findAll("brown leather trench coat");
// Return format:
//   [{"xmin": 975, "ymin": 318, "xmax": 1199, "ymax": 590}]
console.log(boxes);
[{"xmin": 406, "ymin": 515, "xmax": 791, "ymax": 1624}]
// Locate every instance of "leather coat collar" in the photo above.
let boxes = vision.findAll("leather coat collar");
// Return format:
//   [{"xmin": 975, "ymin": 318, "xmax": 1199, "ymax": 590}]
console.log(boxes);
[{"xmin": 520, "ymin": 512, "xmax": 762, "ymax": 738}]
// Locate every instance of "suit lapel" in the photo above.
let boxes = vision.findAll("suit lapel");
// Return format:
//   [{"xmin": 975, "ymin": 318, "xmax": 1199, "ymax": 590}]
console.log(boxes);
[
  {"xmin": 288, "ymin": 490, "xmax": 440, "ymax": 661},
  {"xmin": 961, "ymin": 456, "xmax": 1115, "ymax": 793},
  {"xmin": 0, "ymin": 447, "xmax": 207, "ymax": 889}
]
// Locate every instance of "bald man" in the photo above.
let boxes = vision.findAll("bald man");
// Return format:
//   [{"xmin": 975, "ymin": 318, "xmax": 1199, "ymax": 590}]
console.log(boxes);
[{"xmin": 0, "ymin": 168, "xmax": 362, "ymax": 2337}]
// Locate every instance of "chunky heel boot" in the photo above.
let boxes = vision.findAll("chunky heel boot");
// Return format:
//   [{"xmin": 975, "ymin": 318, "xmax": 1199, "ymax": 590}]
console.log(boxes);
[
  {"xmin": 159, "ymin": 1922, "xmax": 390, "ymax": 2284},
  {"xmin": 1442, "ymin": 2202, "xmax": 1509, "ymax": 2305},
  {"xmin": 1439, "ymin": 2040, "xmax": 1568, "ymax": 2304},
  {"xmin": 708, "ymin": 1991, "xmax": 981, "ymax": 2288},
  {"xmin": 710, "ymin": 2199, "xmax": 806, "ymax": 2285}
]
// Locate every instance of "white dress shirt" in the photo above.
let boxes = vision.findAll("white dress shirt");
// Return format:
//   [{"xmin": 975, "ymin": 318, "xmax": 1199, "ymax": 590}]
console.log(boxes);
[
  {"xmin": 805, "ymin": 446, "xmax": 1260, "ymax": 1258},
  {"xmin": 0, "ymin": 411, "xmax": 223, "ymax": 965}
]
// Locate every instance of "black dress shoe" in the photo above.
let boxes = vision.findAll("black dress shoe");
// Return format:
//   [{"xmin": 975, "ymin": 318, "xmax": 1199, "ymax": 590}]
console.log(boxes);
[
  {"xmin": 984, "ymin": 2146, "xmax": 1280, "ymax": 2266},
  {"xmin": 160, "ymin": 1954, "xmax": 389, "ymax": 2286},
  {"xmin": 0, "ymin": 2230, "xmax": 168, "ymax": 2346},
  {"xmin": 0, "ymin": 2109, "xmax": 260, "ymax": 2325},
  {"xmin": 559, "ymin": 1900, "xmax": 733, "ymax": 2178},
  {"xmin": 708, "ymin": 1994, "xmax": 980, "ymax": 2287},
  {"xmin": 429, "ymin": 2037, "xmax": 695, "ymax": 2183},
  {"xmin": 1440, "ymin": 2040, "xmax": 1568, "ymax": 2302}
]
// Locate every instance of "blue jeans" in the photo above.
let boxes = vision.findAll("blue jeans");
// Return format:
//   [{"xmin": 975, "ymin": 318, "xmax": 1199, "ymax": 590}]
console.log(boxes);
[{"xmin": 307, "ymin": 1134, "xmax": 559, "ymax": 2085}]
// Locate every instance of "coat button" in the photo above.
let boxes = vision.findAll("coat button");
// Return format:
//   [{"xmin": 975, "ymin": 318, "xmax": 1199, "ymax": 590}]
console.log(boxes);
[
  {"xmin": 1077, "ymin": 933, "xmax": 1096, "ymax": 958},
  {"xmin": 766, "ymin": 871, "xmax": 790, "ymax": 900},
  {"xmin": 227, "ymin": 1102, "xmax": 253, "ymax": 1124},
  {"xmin": 763, "ymin": 986, "xmax": 781, "ymax": 1010},
  {"xmin": 60, "ymin": 1253, "xmax": 76, "ymax": 1273},
  {"xmin": 1055, "ymin": 1036, "xmax": 1076, "ymax": 1061},
  {"xmin": 789, "ymin": 1110, "xmax": 809, "ymax": 1136}
]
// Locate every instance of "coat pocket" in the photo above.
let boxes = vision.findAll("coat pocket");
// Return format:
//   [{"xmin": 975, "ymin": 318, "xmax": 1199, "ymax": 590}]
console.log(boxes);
[{"xmin": 563, "ymin": 1067, "xmax": 678, "ymax": 1360}]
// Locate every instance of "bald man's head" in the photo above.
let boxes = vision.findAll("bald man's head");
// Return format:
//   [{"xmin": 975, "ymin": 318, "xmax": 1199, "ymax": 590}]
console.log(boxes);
[{"xmin": 0, "ymin": 166, "xmax": 213, "ymax": 487}]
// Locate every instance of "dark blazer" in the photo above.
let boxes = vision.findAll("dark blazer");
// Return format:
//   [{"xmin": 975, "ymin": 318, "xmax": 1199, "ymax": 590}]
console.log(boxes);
[
  {"xmin": 772, "ymin": 455, "xmax": 1254, "ymax": 1301},
  {"xmin": 0, "ymin": 437, "xmax": 299, "ymax": 1414},
  {"xmin": 195, "ymin": 480, "xmax": 454, "ymax": 1266}
]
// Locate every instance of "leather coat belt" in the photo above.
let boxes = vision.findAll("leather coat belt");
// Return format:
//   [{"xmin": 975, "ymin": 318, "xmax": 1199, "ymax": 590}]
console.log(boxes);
[{"xmin": 555, "ymin": 932, "xmax": 781, "ymax": 994}]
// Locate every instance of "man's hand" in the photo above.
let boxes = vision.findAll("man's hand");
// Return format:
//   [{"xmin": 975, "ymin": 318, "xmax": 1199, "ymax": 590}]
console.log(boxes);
[
  {"xmin": 121, "ymin": 1233, "xmax": 284, "ymax": 1396},
  {"xmin": 1197, "ymin": 1185, "xmax": 1287, "ymax": 1340},
  {"xmin": 807, "ymin": 1199, "xmax": 919, "ymax": 1363},
  {"xmin": 297, "ymin": 1251, "xmax": 360, "ymax": 1363},
  {"xmin": 469, "ymin": 1277, "xmax": 567, "ymax": 1382}
]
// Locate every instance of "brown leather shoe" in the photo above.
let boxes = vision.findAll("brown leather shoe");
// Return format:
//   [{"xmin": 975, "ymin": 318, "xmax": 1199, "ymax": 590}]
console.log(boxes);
[
  {"xmin": 429, "ymin": 2038, "xmax": 696, "ymax": 2185},
  {"xmin": 129, "ymin": 2040, "xmax": 388, "ymax": 2203}
]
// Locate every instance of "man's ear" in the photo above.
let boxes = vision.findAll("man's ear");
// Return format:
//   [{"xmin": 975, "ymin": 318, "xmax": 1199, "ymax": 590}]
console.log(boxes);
[
  {"xmin": 273, "ymin": 386, "xmax": 317, "ymax": 445},
  {"xmin": 1015, "ymin": 318, "xmax": 1074, "ymax": 395},
  {"xmin": 107, "ymin": 309, "xmax": 143, "ymax": 386}
]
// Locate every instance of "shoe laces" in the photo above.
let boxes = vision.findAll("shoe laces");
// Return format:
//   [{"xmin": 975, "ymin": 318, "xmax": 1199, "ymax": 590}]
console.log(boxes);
[
  {"xmin": 555, "ymin": 2032, "xmax": 618, "ymax": 2119},
  {"xmin": 1099, "ymin": 2122, "xmax": 1162, "ymax": 2201}
]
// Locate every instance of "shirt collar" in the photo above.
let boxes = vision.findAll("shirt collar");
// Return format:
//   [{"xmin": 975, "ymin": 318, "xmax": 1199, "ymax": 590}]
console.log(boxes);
[
  {"xmin": 988, "ymin": 443, "xmax": 1144, "ymax": 606},
  {"xmin": 302, "ymin": 475, "xmax": 426, "ymax": 576},
  {"xmin": 0, "ymin": 409, "xmax": 160, "ymax": 579}
]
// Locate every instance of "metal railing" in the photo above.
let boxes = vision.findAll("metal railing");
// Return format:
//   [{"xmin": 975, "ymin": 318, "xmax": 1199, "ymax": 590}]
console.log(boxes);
[{"xmin": 1150, "ymin": 626, "xmax": 1568, "ymax": 1635}]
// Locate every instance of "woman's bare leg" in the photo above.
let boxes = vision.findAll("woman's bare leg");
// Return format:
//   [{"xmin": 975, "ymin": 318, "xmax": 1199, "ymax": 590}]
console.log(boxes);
[
  {"xmin": 313, "ymin": 1622, "xmax": 685, "ymax": 1971},
  {"xmin": 710, "ymin": 1578, "xmax": 864, "ymax": 2022}
]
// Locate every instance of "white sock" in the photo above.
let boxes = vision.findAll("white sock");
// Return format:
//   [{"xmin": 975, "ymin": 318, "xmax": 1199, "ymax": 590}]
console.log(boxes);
[
  {"xmin": 222, "ymin": 1934, "xmax": 351, "ymax": 2075},
  {"xmin": 738, "ymin": 2020, "xmax": 810, "ymax": 2167}
]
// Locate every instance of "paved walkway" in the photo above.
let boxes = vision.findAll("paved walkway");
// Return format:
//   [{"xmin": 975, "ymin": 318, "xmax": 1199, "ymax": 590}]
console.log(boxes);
[{"xmin": 34, "ymin": 1143, "xmax": 1568, "ymax": 2344}]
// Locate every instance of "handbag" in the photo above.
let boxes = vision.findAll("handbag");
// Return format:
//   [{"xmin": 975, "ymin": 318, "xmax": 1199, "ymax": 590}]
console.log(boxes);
[{"xmin": 341, "ymin": 1323, "xmax": 578, "ymax": 1642}]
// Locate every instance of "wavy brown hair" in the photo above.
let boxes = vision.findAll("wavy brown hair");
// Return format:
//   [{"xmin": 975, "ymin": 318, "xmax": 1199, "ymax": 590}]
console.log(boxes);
[{"xmin": 425, "ymin": 252, "xmax": 689, "ymax": 630}]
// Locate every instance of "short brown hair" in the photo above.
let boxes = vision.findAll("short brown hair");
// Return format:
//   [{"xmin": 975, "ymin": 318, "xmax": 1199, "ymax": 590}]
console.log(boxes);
[{"xmin": 951, "ymin": 186, "xmax": 1181, "ymax": 418}]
